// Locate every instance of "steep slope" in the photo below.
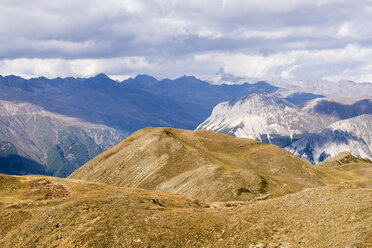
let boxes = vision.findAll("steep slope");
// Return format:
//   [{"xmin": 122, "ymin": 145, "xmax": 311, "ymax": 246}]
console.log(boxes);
[
  {"xmin": 70, "ymin": 127, "xmax": 348, "ymax": 202},
  {"xmin": 196, "ymin": 93, "xmax": 330, "ymax": 147},
  {"xmin": 0, "ymin": 141, "xmax": 45, "ymax": 175},
  {"xmin": 285, "ymin": 115, "xmax": 372, "ymax": 164},
  {"xmin": 0, "ymin": 100, "xmax": 127, "ymax": 177},
  {"xmin": 197, "ymin": 94, "xmax": 372, "ymax": 147},
  {"xmin": 1, "ymin": 173, "xmax": 371, "ymax": 247}
]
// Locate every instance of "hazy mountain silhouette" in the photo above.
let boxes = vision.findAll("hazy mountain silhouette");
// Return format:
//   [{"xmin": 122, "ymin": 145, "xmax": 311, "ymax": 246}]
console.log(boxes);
[{"xmin": 0, "ymin": 74, "xmax": 279, "ymax": 132}]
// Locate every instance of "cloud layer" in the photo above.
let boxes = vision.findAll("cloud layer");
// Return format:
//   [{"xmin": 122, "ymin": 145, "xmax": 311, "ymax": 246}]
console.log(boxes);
[{"xmin": 1, "ymin": 0, "xmax": 372, "ymax": 82}]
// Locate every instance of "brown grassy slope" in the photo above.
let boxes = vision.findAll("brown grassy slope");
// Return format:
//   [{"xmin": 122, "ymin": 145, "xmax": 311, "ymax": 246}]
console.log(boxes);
[
  {"xmin": 319, "ymin": 151, "xmax": 372, "ymax": 169},
  {"xmin": 0, "ymin": 173, "xmax": 371, "ymax": 248},
  {"xmin": 319, "ymin": 151, "xmax": 372, "ymax": 188},
  {"xmin": 69, "ymin": 127, "xmax": 350, "ymax": 202}
]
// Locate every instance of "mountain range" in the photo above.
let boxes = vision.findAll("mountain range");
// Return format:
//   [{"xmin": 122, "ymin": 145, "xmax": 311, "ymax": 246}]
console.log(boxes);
[
  {"xmin": 210, "ymin": 69, "xmax": 372, "ymax": 97},
  {"xmin": 0, "ymin": 74, "xmax": 278, "ymax": 176},
  {"xmin": 0, "ymin": 69, "xmax": 371, "ymax": 247},
  {"xmin": 197, "ymin": 94, "xmax": 372, "ymax": 161},
  {"xmin": 196, "ymin": 93, "xmax": 326, "ymax": 146},
  {"xmin": 0, "ymin": 74, "xmax": 278, "ymax": 132},
  {"xmin": 1, "ymin": 72, "xmax": 372, "ymax": 176}
]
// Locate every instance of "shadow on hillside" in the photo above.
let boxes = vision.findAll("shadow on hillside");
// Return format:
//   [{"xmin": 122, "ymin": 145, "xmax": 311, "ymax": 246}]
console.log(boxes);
[{"xmin": 0, "ymin": 154, "xmax": 48, "ymax": 176}]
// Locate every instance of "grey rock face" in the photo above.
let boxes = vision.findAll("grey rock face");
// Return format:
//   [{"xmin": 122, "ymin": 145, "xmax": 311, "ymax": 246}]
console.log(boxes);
[
  {"xmin": 0, "ymin": 100, "xmax": 127, "ymax": 176},
  {"xmin": 285, "ymin": 115, "xmax": 372, "ymax": 164}
]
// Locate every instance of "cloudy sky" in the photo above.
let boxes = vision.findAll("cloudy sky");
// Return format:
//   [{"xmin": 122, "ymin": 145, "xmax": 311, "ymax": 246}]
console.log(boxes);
[{"xmin": 1, "ymin": 0, "xmax": 372, "ymax": 82}]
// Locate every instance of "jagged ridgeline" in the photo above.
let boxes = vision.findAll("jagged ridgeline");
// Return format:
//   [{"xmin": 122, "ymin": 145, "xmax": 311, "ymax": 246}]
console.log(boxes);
[
  {"xmin": 70, "ymin": 127, "xmax": 348, "ymax": 202},
  {"xmin": 0, "ymin": 74, "xmax": 278, "ymax": 176},
  {"xmin": 0, "ymin": 74, "xmax": 279, "ymax": 132}
]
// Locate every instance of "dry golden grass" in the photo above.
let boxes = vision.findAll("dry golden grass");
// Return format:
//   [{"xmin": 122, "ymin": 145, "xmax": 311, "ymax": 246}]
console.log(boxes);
[
  {"xmin": 70, "ymin": 127, "xmax": 352, "ymax": 202},
  {"xmin": 318, "ymin": 151, "xmax": 372, "ymax": 188},
  {"xmin": 0, "ymin": 173, "xmax": 371, "ymax": 247},
  {"xmin": 2, "ymin": 129, "xmax": 371, "ymax": 247}
]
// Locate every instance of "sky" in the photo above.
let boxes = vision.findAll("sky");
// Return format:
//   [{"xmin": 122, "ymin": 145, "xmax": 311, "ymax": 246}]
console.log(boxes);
[{"xmin": 1, "ymin": 0, "xmax": 372, "ymax": 82}]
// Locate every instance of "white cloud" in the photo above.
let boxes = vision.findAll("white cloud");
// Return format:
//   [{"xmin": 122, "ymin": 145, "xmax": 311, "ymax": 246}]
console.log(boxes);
[
  {"xmin": 2, "ymin": 44, "xmax": 372, "ymax": 83},
  {"xmin": 0, "ymin": 57, "xmax": 150, "ymax": 79},
  {"xmin": 191, "ymin": 44, "xmax": 372, "ymax": 82},
  {"xmin": 0, "ymin": 0, "xmax": 372, "ymax": 83}
]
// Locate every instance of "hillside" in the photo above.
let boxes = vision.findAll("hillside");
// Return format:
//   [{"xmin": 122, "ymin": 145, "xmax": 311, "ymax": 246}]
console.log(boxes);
[
  {"xmin": 319, "ymin": 151, "xmax": 372, "ymax": 169},
  {"xmin": 286, "ymin": 115, "xmax": 372, "ymax": 164},
  {"xmin": 0, "ymin": 100, "xmax": 127, "ymax": 177},
  {"xmin": 1, "ymin": 173, "xmax": 371, "ymax": 247},
  {"xmin": 70, "ymin": 127, "xmax": 348, "ymax": 202}
]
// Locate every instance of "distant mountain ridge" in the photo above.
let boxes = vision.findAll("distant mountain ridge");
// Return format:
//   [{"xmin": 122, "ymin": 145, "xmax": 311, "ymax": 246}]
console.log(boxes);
[
  {"xmin": 197, "ymin": 94, "xmax": 372, "ymax": 148},
  {"xmin": 208, "ymin": 70, "xmax": 372, "ymax": 97},
  {"xmin": 0, "ymin": 73, "xmax": 279, "ymax": 132},
  {"xmin": 284, "ymin": 92, "xmax": 325, "ymax": 105}
]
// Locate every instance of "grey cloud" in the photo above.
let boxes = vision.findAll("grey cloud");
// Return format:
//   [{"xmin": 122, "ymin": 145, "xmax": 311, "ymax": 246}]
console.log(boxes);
[{"xmin": 1, "ymin": 0, "xmax": 372, "ymax": 81}]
